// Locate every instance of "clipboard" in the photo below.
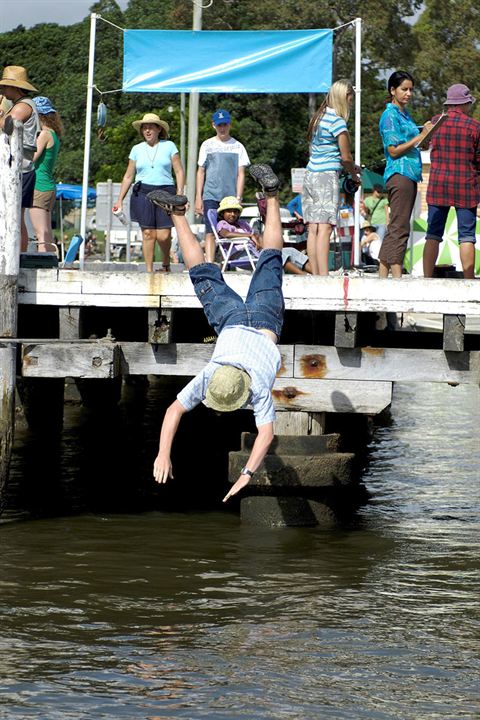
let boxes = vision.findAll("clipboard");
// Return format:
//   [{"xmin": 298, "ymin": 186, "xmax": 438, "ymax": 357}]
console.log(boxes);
[{"xmin": 415, "ymin": 113, "xmax": 448, "ymax": 147}]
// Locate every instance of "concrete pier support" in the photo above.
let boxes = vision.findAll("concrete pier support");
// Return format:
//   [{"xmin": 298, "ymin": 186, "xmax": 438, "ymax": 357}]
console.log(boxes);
[{"xmin": 228, "ymin": 426, "xmax": 366, "ymax": 528}]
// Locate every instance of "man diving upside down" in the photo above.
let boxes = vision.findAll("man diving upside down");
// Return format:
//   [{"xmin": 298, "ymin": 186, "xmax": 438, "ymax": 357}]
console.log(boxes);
[{"xmin": 148, "ymin": 164, "xmax": 285, "ymax": 502}]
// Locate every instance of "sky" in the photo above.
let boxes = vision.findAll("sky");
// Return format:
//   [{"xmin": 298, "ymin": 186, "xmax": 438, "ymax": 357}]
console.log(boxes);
[{"xmin": 0, "ymin": 0, "xmax": 129, "ymax": 33}]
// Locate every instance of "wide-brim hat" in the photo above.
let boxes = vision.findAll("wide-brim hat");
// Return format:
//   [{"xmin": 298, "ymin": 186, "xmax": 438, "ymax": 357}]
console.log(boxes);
[
  {"xmin": 132, "ymin": 112, "xmax": 169, "ymax": 137},
  {"xmin": 443, "ymin": 83, "xmax": 476, "ymax": 106},
  {"xmin": 0, "ymin": 65, "xmax": 37, "ymax": 92},
  {"xmin": 362, "ymin": 220, "xmax": 376, "ymax": 231},
  {"xmin": 218, "ymin": 196, "xmax": 243, "ymax": 214},
  {"xmin": 205, "ymin": 365, "xmax": 251, "ymax": 413}
]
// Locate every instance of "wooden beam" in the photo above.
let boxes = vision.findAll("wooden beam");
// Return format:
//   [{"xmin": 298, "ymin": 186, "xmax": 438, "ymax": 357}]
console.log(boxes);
[
  {"xmin": 21, "ymin": 342, "xmax": 119, "ymax": 378},
  {"xmin": 335, "ymin": 312, "xmax": 358, "ymax": 348},
  {"xmin": 17, "ymin": 269, "xmax": 480, "ymax": 317},
  {"xmin": 295, "ymin": 345, "xmax": 480, "ymax": 384},
  {"xmin": 443, "ymin": 314, "xmax": 465, "ymax": 352},
  {"xmin": 271, "ymin": 378, "xmax": 392, "ymax": 414}
]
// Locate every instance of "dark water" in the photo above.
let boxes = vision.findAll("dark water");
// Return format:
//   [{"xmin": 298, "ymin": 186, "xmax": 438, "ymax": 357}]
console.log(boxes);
[{"xmin": 1, "ymin": 383, "xmax": 479, "ymax": 719}]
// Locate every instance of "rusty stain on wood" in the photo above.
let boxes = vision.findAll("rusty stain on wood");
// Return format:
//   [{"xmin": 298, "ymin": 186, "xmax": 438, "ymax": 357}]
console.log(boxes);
[
  {"xmin": 22, "ymin": 354, "xmax": 38, "ymax": 367},
  {"xmin": 272, "ymin": 386, "xmax": 307, "ymax": 403},
  {"xmin": 300, "ymin": 353, "xmax": 327, "ymax": 378},
  {"xmin": 362, "ymin": 347, "xmax": 385, "ymax": 356},
  {"xmin": 277, "ymin": 356, "xmax": 287, "ymax": 377}
]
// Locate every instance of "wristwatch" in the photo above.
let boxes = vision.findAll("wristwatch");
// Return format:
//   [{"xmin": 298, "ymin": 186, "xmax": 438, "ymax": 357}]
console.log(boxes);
[{"xmin": 240, "ymin": 466, "xmax": 254, "ymax": 478}]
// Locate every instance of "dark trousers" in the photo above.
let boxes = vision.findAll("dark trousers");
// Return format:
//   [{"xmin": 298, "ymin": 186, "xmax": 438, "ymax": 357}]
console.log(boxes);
[{"xmin": 378, "ymin": 173, "xmax": 417, "ymax": 265}]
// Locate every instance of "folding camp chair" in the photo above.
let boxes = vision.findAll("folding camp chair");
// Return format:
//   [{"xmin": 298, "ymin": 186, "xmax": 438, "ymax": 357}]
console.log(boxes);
[
  {"xmin": 207, "ymin": 209, "xmax": 258, "ymax": 272},
  {"xmin": 255, "ymin": 192, "xmax": 307, "ymax": 250}
]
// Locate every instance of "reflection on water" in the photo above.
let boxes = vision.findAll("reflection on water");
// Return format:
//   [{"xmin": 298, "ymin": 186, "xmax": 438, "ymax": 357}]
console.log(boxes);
[{"xmin": 0, "ymin": 383, "xmax": 479, "ymax": 719}]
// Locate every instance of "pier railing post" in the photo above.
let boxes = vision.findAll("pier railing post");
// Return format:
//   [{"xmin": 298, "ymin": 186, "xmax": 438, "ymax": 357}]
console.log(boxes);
[{"xmin": 0, "ymin": 119, "xmax": 23, "ymax": 509}]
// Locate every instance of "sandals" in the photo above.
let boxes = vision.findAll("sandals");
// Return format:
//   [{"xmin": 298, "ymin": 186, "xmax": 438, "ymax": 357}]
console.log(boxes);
[
  {"xmin": 249, "ymin": 164, "xmax": 280, "ymax": 196},
  {"xmin": 147, "ymin": 189, "xmax": 188, "ymax": 215}
]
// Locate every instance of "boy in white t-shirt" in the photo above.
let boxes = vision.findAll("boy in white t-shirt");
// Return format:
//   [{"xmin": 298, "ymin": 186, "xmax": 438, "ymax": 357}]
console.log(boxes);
[{"xmin": 195, "ymin": 109, "xmax": 250, "ymax": 263}]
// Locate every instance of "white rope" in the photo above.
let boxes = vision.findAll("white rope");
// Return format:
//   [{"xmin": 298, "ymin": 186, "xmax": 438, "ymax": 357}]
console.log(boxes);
[
  {"xmin": 96, "ymin": 14, "xmax": 125, "ymax": 32},
  {"xmin": 334, "ymin": 20, "xmax": 356, "ymax": 32},
  {"xmin": 93, "ymin": 85, "xmax": 123, "ymax": 96}
]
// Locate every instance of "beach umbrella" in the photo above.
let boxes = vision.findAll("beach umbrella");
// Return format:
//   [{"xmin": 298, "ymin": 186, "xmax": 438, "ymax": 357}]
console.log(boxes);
[
  {"xmin": 404, "ymin": 209, "xmax": 480, "ymax": 275},
  {"xmin": 361, "ymin": 168, "xmax": 386, "ymax": 192}
]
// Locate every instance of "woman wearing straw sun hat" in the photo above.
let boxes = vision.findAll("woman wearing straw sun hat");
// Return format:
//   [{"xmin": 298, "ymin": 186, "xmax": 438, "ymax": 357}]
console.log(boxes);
[
  {"xmin": 0, "ymin": 66, "xmax": 40, "ymax": 251},
  {"xmin": 113, "ymin": 112, "xmax": 185, "ymax": 272}
]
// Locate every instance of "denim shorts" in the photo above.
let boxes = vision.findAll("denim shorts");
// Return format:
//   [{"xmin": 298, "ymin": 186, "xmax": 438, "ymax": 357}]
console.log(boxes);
[
  {"xmin": 189, "ymin": 248, "xmax": 284, "ymax": 338},
  {"xmin": 130, "ymin": 182, "xmax": 175, "ymax": 230},
  {"xmin": 203, "ymin": 199, "xmax": 220, "ymax": 233},
  {"xmin": 426, "ymin": 205, "xmax": 477, "ymax": 244}
]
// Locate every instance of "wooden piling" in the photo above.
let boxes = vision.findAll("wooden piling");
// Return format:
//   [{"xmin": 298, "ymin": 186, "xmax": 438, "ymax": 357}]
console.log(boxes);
[{"xmin": 0, "ymin": 119, "xmax": 23, "ymax": 507}]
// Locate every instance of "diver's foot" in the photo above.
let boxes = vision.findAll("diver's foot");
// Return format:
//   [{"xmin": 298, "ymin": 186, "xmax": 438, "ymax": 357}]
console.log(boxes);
[
  {"xmin": 249, "ymin": 164, "xmax": 279, "ymax": 196},
  {"xmin": 147, "ymin": 189, "xmax": 188, "ymax": 215}
]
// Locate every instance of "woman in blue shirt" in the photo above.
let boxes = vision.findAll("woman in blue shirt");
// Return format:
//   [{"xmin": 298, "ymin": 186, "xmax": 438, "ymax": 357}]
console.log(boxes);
[
  {"xmin": 378, "ymin": 71, "xmax": 432, "ymax": 278},
  {"xmin": 114, "ymin": 112, "xmax": 185, "ymax": 272}
]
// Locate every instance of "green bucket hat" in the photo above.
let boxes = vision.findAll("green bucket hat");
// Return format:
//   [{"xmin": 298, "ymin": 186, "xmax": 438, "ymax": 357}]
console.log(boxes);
[{"xmin": 205, "ymin": 365, "xmax": 251, "ymax": 413}]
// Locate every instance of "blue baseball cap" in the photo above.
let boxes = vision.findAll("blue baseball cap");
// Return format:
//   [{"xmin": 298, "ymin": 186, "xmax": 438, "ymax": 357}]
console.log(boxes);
[
  {"xmin": 33, "ymin": 96, "xmax": 56, "ymax": 114},
  {"xmin": 212, "ymin": 109, "xmax": 231, "ymax": 125}
]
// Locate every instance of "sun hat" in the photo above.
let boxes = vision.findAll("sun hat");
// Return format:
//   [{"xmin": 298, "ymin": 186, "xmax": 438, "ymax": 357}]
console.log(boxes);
[
  {"xmin": 362, "ymin": 220, "xmax": 376, "ymax": 231},
  {"xmin": 33, "ymin": 96, "xmax": 56, "ymax": 114},
  {"xmin": 443, "ymin": 84, "xmax": 476, "ymax": 106},
  {"xmin": 0, "ymin": 66, "xmax": 37, "ymax": 92},
  {"xmin": 204, "ymin": 365, "xmax": 251, "ymax": 413},
  {"xmin": 132, "ymin": 112, "xmax": 169, "ymax": 137},
  {"xmin": 218, "ymin": 196, "xmax": 243, "ymax": 214},
  {"xmin": 212, "ymin": 109, "xmax": 231, "ymax": 125}
]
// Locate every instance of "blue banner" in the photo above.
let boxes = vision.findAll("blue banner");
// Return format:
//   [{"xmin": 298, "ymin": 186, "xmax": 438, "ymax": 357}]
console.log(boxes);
[{"xmin": 123, "ymin": 29, "xmax": 332, "ymax": 93}]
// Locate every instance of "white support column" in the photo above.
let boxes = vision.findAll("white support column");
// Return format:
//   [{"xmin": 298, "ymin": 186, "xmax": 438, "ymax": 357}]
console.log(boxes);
[
  {"xmin": 79, "ymin": 12, "xmax": 98, "ymax": 269},
  {"xmin": 186, "ymin": 3, "xmax": 203, "ymax": 223},
  {"xmin": 353, "ymin": 17, "xmax": 362, "ymax": 266}
]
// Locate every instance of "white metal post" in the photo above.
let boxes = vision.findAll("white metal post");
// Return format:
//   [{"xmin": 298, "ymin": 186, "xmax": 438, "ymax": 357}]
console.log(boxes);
[
  {"xmin": 79, "ymin": 12, "xmax": 98, "ymax": 269},
  {"xmin": 353, "ymin": 17, "xmax": 362, "ymax": 266},
  {"xmin": 186, "ymin": 2, "xmax": 203, "ymax": 223}
]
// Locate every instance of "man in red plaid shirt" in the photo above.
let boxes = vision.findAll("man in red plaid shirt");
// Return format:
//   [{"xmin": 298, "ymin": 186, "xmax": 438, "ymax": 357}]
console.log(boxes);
[{"xmin": 423, "ymin": 84, "xmax": 480, "ymax": 279}]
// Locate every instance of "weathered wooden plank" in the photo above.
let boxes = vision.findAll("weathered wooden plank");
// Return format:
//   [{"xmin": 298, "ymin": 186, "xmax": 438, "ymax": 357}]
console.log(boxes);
[
  {"xmin": 21, "ymin": 343, "xmax": 119, "ymax": 378},
  {"xmin": 19, "ymin": 292, "xmax": 163, "ymax": 308},
  {"xmin": 443, "ymin": 314, "xmax": 465, "ymax": 352},
  {"xmin": 148, "ymin": 309, "xmax": 172, "ymax": 344},
  {"xmin": 16, "ymin": 269, "xmax": 480, "ymax": 316},
  {"xmin": 295, "ymin": 345, "xmax": 480, "ymax": 384},
  {"xmin": 59, "ymin": 307, "xmax": 82, "ymax": 340},
  {"xmin": 274, "ymin": 411, "xmax": 326, "ymax": 436},
  {"xmin": 119, "ymin": 342, "xmax": 294, "ymax": 378},
  {"xmin": 335, "ymin": 312, "xmax": 358, "ymax": 348},
  {"xmin": 271, "ymin": 378, "xmax": 392, "ymax": 414}
]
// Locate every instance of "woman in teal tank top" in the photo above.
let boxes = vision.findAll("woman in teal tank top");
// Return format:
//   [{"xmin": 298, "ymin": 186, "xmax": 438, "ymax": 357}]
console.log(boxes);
[{"xmin": 31, "ymin": 96, "xmax": 63, "ymax": 252}]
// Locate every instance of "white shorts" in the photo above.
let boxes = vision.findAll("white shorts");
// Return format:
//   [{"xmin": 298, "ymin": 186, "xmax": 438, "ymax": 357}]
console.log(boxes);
[{"xmin": 302, "ymin": 169, "xmax": 339, "ymax": 225}]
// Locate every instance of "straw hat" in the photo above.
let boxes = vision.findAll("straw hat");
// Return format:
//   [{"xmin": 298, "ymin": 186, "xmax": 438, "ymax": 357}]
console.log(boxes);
[
  {"xmin": 218, "ymin": 196, "xmax": 243, "ymax": 214},
  {"xmin": 205, "ymin": 365, "xmax": 251, "ymax": 413},
  {"xmin": 362, "ymin": 220, "xmax": 376, "ymax": 231},
  {"xmin": 0, "ymin": 66, "xmax": 37, "ymax": 92},
  {"xmin": 132, "ymin": 112, "xmax": 169, "ymax": 137}
]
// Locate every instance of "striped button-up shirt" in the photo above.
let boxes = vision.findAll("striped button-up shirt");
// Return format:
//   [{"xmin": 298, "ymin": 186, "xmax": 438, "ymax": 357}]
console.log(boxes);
[{"xmin": 177, "ymin": 325, "xmax": 281, "ymax": 427}]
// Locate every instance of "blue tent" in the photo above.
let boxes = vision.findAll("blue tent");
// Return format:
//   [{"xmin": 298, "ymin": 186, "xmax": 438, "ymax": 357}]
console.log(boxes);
[{"xmin": 56, "ymin": 183, "xmax": 96, "ymax": 200}]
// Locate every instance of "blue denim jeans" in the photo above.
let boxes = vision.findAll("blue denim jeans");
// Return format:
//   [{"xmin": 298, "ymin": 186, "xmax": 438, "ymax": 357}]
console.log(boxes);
[
  {"xmin": 189, "ymin": 249, "xmax": 284, "ymax": 338},
  {"xmin": 426, "ymin": 205, "xmax": 477, "ymax": 244}
]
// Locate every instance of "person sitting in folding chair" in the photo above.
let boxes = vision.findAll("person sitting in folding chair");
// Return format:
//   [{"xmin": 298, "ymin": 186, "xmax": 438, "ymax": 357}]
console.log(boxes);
[
  {"xmin": 207, "ymin": 197, "xmax": 259, "ymax": 272},
  {"xmin": 216, "ymin": 196, "xmax": 313, "ymax": 275},
  {"xmin": 147, "ymin": 165, "xmax": 284, "ymax": 502}
]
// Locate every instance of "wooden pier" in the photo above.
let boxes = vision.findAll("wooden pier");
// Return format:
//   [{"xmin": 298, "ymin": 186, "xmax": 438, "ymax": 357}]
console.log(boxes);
[{"xmin": 1, "ymin": 120, "xmax": 479, "ymax": 524}]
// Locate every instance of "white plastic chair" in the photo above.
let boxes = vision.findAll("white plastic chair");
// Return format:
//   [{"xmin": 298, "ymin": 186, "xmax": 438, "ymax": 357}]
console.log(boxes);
[{"xmin": 207, "ymin": 209, "xmax": 258, "ymax": 272}]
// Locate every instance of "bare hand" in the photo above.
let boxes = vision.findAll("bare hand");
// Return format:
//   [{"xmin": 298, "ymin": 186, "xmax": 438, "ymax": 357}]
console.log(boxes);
[
  {"xmin": 223, "ymin": 474, "xmax": 251, "ymax": 502},
  {"xmin": 195, "ymin": 199, "xmax": 203, "ymax": 216},
  {"xmin": 421, "ymin": 121, "xmax": 434, "ymax": 136},
  {"xmin": 153, "ymin": 454, "xmax": 173, "ymax": 484},
  {"xmin": 112, "ymin": 203, "xmax": 121, "ymax": 213}
]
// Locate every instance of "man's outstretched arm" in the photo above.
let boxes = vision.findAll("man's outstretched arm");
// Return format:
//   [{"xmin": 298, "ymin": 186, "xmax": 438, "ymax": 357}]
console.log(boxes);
[
  {"xmin": 153, "ymin": 400, "xmax": 188, "ymax": 484},
  {"xmin": 223, "ymin": 422, "xmax": 274, "ymax": 502}
]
